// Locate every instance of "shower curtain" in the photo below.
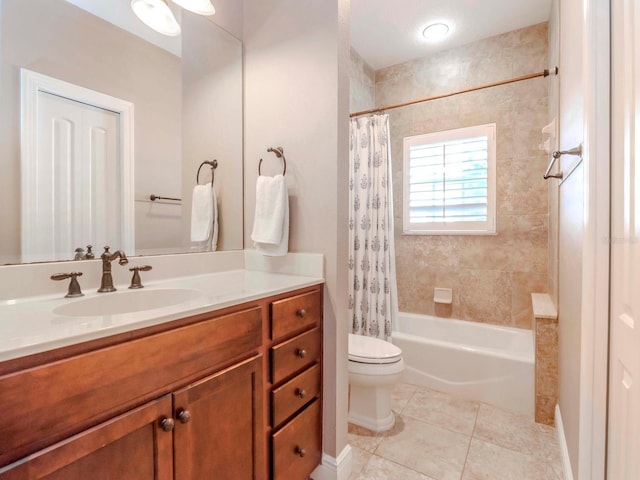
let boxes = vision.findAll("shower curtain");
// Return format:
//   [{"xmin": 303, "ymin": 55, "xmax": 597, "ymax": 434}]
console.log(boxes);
[{"xmin": 348, "ymin": 114, "xmax": 398, "ymax": 340}]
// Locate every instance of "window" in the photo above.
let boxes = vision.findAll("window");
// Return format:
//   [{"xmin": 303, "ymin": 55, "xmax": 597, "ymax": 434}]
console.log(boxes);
[{"xmin": 402, "ymin": 123, "xmax": 496, "ymax": 235}]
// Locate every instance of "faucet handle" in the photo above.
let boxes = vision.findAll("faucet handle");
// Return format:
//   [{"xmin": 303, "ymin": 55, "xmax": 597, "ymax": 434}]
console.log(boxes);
[
  {"xmin": 85, "ymin": 245, "xmax": 95, "ymax": 259},
  {"xmin": 51, "ymin": 272, "xmax": 84, "ymax": 298},
  {"xmin": 129, "ymin": 265, "xmax": 152, "ymax": 289}
]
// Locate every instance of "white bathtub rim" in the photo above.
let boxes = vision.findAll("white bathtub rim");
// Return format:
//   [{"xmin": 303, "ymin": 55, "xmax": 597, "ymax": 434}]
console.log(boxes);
[
  {"xmin": 394, "ymin": 311, "xmax": 534, "ymax": 363},
  {"xmin": 392, "ymin": 330, "xmax": 533, "ymax": 364}
]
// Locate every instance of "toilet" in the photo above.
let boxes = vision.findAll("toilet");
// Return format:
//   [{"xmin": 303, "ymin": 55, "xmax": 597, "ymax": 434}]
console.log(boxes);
[{"xmin": 348, "ymin": 333, "xmax": 405, "ymax": 432}]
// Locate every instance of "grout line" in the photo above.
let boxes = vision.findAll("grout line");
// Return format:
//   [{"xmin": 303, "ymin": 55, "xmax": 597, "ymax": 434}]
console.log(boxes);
[{"xmin": 369, "ymin": 453, "xmax": 437, "ymax": 480}]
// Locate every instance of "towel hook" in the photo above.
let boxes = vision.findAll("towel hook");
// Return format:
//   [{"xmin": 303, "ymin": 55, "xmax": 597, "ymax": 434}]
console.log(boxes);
[
  {"xmin": 196, "ymin": 160, "xmax": 218, "ymax": 185},
  {"xmin": 258, "ymin": 146, "xmax": 287, "ymax": 176}
]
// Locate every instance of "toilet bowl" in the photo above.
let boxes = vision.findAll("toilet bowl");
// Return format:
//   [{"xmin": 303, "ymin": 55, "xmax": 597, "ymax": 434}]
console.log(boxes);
[{"xmin": 348, "ymin": 333, "xmax": 405, "ymax": 432}]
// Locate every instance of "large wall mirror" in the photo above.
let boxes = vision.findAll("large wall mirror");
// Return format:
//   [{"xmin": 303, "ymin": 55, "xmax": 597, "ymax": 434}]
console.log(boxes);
[{"xmin": 0, "ymin": 0, "xmax": 243, "ymax": 265}]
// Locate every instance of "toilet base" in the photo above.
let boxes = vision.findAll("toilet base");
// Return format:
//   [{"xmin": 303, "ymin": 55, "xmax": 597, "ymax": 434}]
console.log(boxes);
[{"xmin": 348, "ymin": 384, "xmax": 396, "ymax": 432}]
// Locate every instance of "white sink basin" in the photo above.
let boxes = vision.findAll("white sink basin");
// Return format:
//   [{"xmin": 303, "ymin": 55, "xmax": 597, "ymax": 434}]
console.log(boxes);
[{"xmin": 53, "ymin": 288, "xmax": 203, "ymax": 317}]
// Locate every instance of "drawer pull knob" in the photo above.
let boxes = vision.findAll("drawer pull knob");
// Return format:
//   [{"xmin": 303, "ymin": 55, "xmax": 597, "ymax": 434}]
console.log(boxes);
[
  {"xmin": 177, "ymin": 409, "xmax": 192, "ymax": 424},
  {"xmin": 296, "ymin": 348, "xmax": 307, "ymax": 358},
  {"xmin": 295, "ymin": 446, "xmax": 306, "ymax": 457},
  {"xmin": 295, "ymin": 388, "xmax": 307, "ymax": 398},
  {"xmin": 160, "ymin": 417, "xmax": 175, "ymax": 432},
  {"xmin": 296, "ymin": 309, "xmax": 307, "ymax": 318}
]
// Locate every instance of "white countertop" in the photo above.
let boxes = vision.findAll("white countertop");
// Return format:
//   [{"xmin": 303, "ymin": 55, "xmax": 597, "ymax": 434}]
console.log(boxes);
[{"xmin": 0, "ymin": 269, "xmax": 323, "ymax": 362}]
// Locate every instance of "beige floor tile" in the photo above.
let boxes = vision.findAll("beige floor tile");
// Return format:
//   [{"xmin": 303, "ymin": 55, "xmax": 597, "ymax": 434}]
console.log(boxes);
[
  {"xmin": 353, "ymin": 454, "xmax": 438, "ymax": 480},
  {"xmin": 462, "ymin": 437, "xmax": 563, "ymax": 480},
  {"xmin": 375, "ymin": 415, "xmax": 470, "ymax": 480},
  {"xmin": 392, "ymin": 382, "xmax": 419, "ymax": 412},
  {"xmin": 473, "ymin": 404, "xmax": 561, "ymax": 462},
  {"xmin": 348, "ymin": 423, "xmax": 387, "ymax": 453},
  {"xmin": 403, "ymin": 387, "xmax": 480, "ymax": 435},
  {"xmin": 348, "ymin": 447, "xmax": 373, "ymax": 480}
]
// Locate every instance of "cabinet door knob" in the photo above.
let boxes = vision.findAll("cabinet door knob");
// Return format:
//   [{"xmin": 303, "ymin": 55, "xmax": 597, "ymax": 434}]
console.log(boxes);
[
  {"xmin": 295, "ymin": 388, "xmax": 306, "ymax": 398},
  {"xmin": 296, "ymin": 348, "xmax": 307, "ymax": 358},
  {"xmin": 296, "ymin": 309, "xmax": 307, "ymax": 318},
  {"xmin": 295, "ymin": 446, "xmax": 306, "ymax": 458},
  {"xmin": 177, "ymin": 409, "xmax": 192, "ymax": 424},
  {"xmin": 160, "ymin": 417, "xmax": 175, "ymax": 432}
]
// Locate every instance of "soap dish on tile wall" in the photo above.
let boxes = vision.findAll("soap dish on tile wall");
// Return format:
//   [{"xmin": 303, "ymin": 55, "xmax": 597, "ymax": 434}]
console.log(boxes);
[{"xmin": 434, "ymin": 287, "xmax": 453, "ymax": 304}]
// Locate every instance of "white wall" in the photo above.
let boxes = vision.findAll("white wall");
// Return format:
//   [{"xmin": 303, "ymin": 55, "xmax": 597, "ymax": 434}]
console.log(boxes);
[
  {"xmin": 206, "ymin": 0, "xmax": 243, "ymax": 39},
  {"xmin": 557, "ymin": 0, "xmax": 584, "ymax": 468},
  {"xmin": 556, "ymin": 0, "xmax": 611, "ymax": 474},
  {"xmin": 243, "ymin": 0, "xmax": 350, "ymax": 469}
]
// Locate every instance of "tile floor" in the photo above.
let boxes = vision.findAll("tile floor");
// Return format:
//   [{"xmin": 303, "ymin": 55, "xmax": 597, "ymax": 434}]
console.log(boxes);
[{"xmin": 348, "ymin": 383, "xmax": 563, "ymax": 480}]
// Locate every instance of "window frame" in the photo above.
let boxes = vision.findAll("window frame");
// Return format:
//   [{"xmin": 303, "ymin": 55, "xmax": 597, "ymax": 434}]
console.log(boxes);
[{"xmin": 402, "ymin": 123, "xmax": 497, "ymax": 236}]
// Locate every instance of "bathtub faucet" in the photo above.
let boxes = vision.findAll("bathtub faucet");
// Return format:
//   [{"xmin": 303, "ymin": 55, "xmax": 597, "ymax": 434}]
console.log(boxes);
[{"xmin": 98, "ymin": 246, "xmax": 128, "ymax": 292}]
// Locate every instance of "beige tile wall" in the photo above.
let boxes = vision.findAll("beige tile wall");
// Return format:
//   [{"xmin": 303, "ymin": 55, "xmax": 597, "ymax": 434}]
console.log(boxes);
[
  {"xmin": 350, "ymin": 47, "xmax": 375, "ymax": 113},
  {"xmin": 380, "ymin": 23, "xmax": 550, "ymax": 329}
]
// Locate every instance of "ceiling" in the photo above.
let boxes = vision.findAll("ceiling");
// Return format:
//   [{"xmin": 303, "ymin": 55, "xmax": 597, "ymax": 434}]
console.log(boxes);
[{"xmin": 351, "ymin": 0, "xmax": 552, "ymax": 71}]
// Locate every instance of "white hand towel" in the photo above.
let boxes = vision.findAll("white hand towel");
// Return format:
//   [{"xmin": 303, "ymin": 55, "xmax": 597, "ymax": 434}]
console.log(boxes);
[
  {"xmin": 210, "ymin": 185, "xmax": 219, "ymax": 251},
  {"xmin": 190, "ymin": 184, "xmax": 213, "ymax": 242},
  {"xmin": 251, "ymin": 175, "xmax": 289, "ymax": 256},
  {"xmin": 251, "ymin": 175, "xmax": 287, "ymax": 244},
  {"xmin": 254, "ymin": 193, "xmax": 289, "ymax": 256}
]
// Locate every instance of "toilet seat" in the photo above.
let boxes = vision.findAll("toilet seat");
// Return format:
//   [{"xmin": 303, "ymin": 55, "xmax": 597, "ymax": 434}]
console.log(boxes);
[{"xmin": 348, "ymin": 333, "xmax": 402, "ymax": 364}]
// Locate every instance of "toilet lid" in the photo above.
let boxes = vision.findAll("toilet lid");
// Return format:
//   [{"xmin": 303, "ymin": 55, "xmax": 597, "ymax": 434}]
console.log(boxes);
[{"xmin": 348, "ymin": 333, "xmax": 402, "ymax": 364}]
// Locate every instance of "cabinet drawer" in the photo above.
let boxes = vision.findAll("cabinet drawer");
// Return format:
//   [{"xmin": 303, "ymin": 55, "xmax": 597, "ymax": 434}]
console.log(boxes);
[
  {"xmin": 0, "ymin": 307, "xmax": 262, "ymax": 467},
  {"xmin": 271, "ymin": 328, "xmax": 320, "ymax": 384},
  {"xmin": 271, "ymin": 290, "xmax": 320, "ymax": 341},
  {"xmin": 271, "ymin": 400, "xmax": 321, "ymax": 480},
  {"xmin": 271, "ymin": 364, "xmax": 320, "ymax": 427}
]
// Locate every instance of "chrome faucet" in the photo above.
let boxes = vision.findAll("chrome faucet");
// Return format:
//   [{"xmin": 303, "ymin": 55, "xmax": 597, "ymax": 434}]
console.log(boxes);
[{"xmin": 98, "ymin": 246, "xmax": 128, "ymax": 292}]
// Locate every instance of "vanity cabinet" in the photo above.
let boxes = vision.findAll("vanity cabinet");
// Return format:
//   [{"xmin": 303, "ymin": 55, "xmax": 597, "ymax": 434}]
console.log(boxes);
[
  {"xmin": 0, "ymin": 356, "xmax": 263, "ymax": 480},
  {"xmin": 267, "ymin": 290, "xmax": 323, "ymax": 480},
  {"xmin": 173, "ymin": 355, "xmax": 263, "ymax": 480},
  {"xmin": 0, "ymin": 395, "xmax": 174, "ymax": 480},
  {"xmin": 0, "ymin": 284, "xmax": 323, "ymax": 480}
]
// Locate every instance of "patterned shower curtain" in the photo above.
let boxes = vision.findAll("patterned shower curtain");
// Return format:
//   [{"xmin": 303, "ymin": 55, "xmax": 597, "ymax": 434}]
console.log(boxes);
[{"xmin": 348, "ymin": 114, "xmax": 396, "ymax": 340}]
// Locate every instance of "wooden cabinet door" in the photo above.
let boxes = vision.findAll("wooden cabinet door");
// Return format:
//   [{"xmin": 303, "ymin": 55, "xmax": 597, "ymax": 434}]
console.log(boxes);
[
  {"xmin": 0, "ymin": 396, "xmax": 173, "ymax": 480},
  {"xmin": 173, "ymin": 355, "xmax": 265, "ymax": 480}
]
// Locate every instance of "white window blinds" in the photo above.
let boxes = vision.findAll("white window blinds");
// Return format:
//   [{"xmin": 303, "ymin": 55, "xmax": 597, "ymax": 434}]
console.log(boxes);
[{"xmin": 403, "ymin": 124, "xmax": 496, "ymax": 235}]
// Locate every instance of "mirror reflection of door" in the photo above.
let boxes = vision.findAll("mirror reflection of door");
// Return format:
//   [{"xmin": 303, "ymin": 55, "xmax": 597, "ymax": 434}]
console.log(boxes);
[
  {"xmin": 34, "ymin": 92, "xmax": 121, "ymax": 262},
  {"xmin": 21, "ymin": 69, "xmax": 135, "ymax": 263}
]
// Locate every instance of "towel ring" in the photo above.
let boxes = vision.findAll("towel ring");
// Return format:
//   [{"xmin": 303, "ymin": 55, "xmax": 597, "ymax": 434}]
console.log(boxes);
[
  {"xmin": 258, "ymin": 146, "xmax": 287, "ymax": 176},
  {"xmin": 196, "ymin": 160, "xmax": 218, "ymax": 185}
]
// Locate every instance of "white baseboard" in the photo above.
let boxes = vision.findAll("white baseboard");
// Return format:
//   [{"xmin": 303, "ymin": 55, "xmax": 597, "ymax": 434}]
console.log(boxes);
[
  {"xmin": 555, "ymin": 405, "xmax": 574, "ymax": 480},
  {"xmin": 310, "ymin": 444, "xmax": 353, "ymax": 480}
]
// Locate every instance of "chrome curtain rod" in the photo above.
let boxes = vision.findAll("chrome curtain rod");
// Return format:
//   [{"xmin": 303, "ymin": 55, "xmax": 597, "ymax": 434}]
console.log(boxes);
[{"xmin": 349, "ymin": 68, "xmax": 559, "ymax": 118}]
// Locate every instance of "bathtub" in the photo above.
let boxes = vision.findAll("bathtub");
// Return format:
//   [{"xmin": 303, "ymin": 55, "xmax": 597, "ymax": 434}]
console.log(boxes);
[{"xmin": 392, "ymin": 312, "xmax": 534, "ymax": 416}]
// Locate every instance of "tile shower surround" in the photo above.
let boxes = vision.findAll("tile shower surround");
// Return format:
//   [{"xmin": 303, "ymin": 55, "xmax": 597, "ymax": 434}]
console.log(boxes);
[
  {"xmin": 348, "ymin": 383, "xmax": 563, "ymax": 480},
  {"xmin": 371, "ymin": 23, "xmax": 550, "ymax": 329}
]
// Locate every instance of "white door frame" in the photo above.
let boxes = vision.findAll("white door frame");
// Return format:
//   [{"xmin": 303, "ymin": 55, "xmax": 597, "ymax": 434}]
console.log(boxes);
[
  {"xmin": 578, "ymin": 0, "xmax": 610, "ymax": 477},
  {"xmin": 20, "ymin": 68, "xmax": 135, "ymax": 257}
]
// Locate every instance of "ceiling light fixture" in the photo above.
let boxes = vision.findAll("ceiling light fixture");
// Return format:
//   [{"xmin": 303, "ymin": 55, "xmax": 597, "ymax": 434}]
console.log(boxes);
[
  {"xmin": 131, "ymin": 0, "xmax": 181, "ymax": 37},
  {"xmin": 422, "ymin": 22, "xmax": 450, "ymax": 42},
  {"xmin": 171, "ymin": 0, "xmax": 216, "ymax": 16}
]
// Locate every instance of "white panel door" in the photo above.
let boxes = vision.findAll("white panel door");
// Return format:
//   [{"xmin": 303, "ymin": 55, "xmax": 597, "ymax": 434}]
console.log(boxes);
[
  {"xmin": 608, "ymin": 0, "xmax": 640, "ymax": 478},
  {"xmin": 29, "ymin": 91, "xmax": 120, "ymax": 262}
]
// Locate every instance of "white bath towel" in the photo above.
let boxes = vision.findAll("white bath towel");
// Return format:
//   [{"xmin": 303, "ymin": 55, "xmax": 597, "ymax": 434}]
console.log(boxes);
[
  {"xmin": 190, "ymin": 184, "xmax": 218, "ymax": 246},
  {"xmin": 251, "ymin": 175, "xmax": 289, "ymax": 256}
]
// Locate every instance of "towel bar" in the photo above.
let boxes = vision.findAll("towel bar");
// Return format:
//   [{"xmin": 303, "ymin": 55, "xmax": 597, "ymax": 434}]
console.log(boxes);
[
  {"xmin": 544, "ymin": 144, "xmax": 582, "ymax": 180},
  {"xmin": 258, "ymin": 146, "xmax": 287, "ymax": 176},
  {"xmin": 150, "ymin": 194, "xmax": 181, "ymax": 202}
]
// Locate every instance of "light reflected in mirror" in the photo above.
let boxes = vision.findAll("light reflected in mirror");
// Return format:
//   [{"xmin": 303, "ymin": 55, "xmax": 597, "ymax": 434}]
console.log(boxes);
[{"xmin": 0, "ymin": 0, "xmax": 243, "ymax": 266}]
